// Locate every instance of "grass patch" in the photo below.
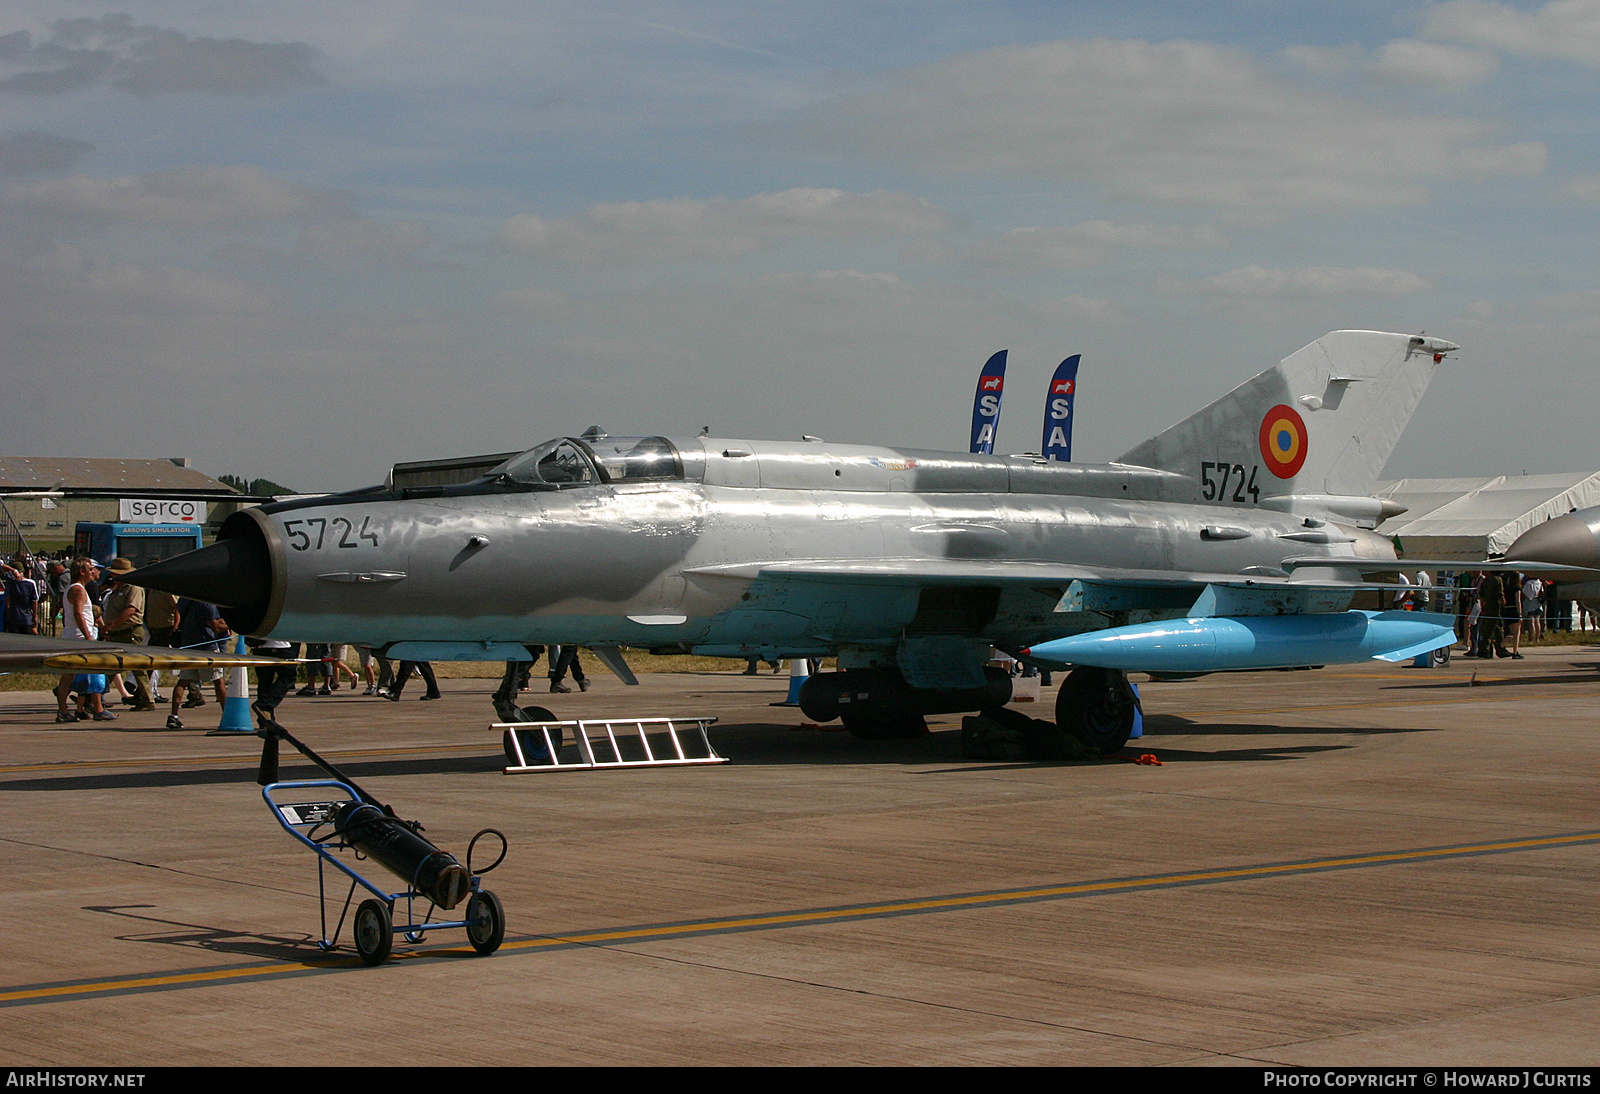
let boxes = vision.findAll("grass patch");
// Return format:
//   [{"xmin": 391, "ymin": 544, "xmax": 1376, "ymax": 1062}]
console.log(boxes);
[
  {"xmin": 1519, "ymin": 630, "xmax": 1600, "ymax": 647},
  {"xmin": 0, "ymin": 672, "xmax": 60, "ymax": 692}
]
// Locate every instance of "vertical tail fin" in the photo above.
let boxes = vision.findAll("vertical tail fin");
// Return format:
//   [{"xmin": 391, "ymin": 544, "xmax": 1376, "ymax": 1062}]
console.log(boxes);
[{"xmin": 1116, "ymin": 330, "xmax": 1457, "ymax": 501}]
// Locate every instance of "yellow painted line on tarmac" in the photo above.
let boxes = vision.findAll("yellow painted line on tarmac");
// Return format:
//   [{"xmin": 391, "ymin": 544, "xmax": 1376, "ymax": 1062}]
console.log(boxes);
[
  {"xmin": 1316, "ymin": 672, "xmax": 1490, "ymax": 680},
  {"xmin": 507, "ymin": 830, "xmax": 1600, "ymax": 948},
  {"xmin": 6, "ymin": 829, "xmax": 1597, "ymax": 1008},
  {"xmin": 0, "ymin": 743, "xmax": 478, "ymax": 775},
  {"xmin": 0, "ymin": 959, "xmax": 351, "ymax": 1003}
]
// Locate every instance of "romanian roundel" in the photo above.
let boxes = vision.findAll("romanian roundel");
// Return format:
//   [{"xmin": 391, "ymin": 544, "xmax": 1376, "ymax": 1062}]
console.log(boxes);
[{"xmin": 1258, "ymin": 404, "xmax": 1308, "ymax": 479}]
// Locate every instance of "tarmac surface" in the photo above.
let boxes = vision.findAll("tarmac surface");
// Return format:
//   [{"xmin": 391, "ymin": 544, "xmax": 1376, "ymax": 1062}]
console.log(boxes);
[{"xmin": 2, "ymin": 647, "xmax": 1599, "ymax": 1067}]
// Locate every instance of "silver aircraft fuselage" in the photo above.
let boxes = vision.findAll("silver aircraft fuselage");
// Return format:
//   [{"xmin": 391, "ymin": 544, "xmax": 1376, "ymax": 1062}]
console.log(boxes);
[
  {"xmin": 125, "ymin": 329, "xmax": 1453, "ymax": 753},
  {"xmin": 206, "ymin": 436, "xmax": 1395, "ymax": 660}
]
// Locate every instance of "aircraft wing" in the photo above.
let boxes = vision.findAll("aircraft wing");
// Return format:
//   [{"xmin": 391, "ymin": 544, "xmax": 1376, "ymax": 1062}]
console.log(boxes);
[{"xmin": 0, "ymin": 633, "xmax": 281, "ymax": 674}]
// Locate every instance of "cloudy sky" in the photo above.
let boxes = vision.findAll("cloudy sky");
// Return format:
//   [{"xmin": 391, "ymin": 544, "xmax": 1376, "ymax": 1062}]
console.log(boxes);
[{"xmin": 3, "ymin": 1, "xmax": 1599, "ymax": 490}]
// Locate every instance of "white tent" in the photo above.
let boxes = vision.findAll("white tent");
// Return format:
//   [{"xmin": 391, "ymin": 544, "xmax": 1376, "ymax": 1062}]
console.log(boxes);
[{"xmin": 1376, "ymin": 472, "xmax": 1600, "ymax": 560}]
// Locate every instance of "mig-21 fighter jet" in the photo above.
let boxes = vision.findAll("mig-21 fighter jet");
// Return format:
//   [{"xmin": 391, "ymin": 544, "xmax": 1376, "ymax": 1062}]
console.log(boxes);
[{"xmin": 129, "ymin": 330, "xmax": 1461, "ymax": 758}]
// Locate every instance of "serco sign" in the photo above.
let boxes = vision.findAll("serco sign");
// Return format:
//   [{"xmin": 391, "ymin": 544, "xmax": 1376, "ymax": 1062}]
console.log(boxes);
[{"xmin": 119, "ymin": 498, "xmax": 207, "ymax": 524}]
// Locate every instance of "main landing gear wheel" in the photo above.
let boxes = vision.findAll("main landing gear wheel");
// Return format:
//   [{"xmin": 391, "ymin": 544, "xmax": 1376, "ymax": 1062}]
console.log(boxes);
[
  {"xmin": 466, "ymin": 889, "xmax": 505, "ymax": 955},
  {"xmin": 501, "ymin": 706, "xmax": 561, "ymax": 764},
  {"xmin": 353, "ymin": 898, "xmax": 393, "ymax": 966},
  {"xmin": 1054, "ymin": 667, "xmax": 1138, "ymax": 756},
  {"xmin": 840, "ymin": 711, "xmax": 929, "ymax": 739}
]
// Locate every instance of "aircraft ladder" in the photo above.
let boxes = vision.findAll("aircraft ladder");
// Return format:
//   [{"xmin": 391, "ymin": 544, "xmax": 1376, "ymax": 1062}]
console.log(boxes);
[{"xmin": 496, "ymin": 717, "xmax": 726, "ymax": 774}]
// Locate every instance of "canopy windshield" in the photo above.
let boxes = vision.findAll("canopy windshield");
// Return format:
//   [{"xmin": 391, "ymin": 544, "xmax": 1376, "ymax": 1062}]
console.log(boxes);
[
  {"xmin": 493, "ymin": 439, "xmax": 598, "ymax": 485},
  {"xmin": 492, "ymin": 436, "xmax": 681, "ymax": 486},
  {"xmin": 582, "ymin": 436, "xmax": 683, "ymax": 482}
]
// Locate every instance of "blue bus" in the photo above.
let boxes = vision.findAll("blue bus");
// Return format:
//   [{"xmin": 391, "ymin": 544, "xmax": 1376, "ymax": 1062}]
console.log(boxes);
[{"xmin": 74, "ymin": 522, "xmax": 204, "ymax": 568}]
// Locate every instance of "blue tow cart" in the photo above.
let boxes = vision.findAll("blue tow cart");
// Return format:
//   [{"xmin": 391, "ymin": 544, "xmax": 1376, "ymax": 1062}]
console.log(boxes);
[{"xmin": 255, "ymin": 722, "xmax": 507, "ymax": 966}]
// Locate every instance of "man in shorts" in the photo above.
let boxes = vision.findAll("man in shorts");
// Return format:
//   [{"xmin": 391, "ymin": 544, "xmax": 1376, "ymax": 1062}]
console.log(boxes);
[
  {"xmin": 55, "ymin": 559, "xmax": 107, "ymax": 722},
  {"xmin": 67, "ymin": 672, "xmax": 115, "ymax": 722},
  {"xmin": 101, "ymin": 558, "xmax": 156, "ymax": 710}
]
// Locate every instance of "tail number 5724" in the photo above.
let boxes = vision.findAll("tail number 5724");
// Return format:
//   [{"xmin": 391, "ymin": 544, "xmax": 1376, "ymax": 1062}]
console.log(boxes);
[
  {"xmin": 1200, "ymin": 462, "xmax": 1260, "ymax": 503},
  {"xmin": 283, "ymin": 516, "xmax": 381, "ymax": 551}
]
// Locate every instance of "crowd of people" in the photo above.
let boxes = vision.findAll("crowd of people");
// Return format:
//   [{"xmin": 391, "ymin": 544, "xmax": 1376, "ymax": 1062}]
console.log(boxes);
[
  {"xmin": 1448, "ymin": 570, "xmax": 1568, "ymax": 659},
  {"xmin": 1390, "ymin": 568, "xmax": 1577, "ymax": 658},
  {"xmin": 4, "ymin": 546, "xmax": 1595, "ymax": 729},
  {"xmin": 3, "ymin": 551, "xmax": 593, "ymax": 728}
]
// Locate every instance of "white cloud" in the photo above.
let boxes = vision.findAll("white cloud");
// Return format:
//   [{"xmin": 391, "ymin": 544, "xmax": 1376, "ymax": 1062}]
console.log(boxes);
[
  {"xmin": 548, "ymin": 270, "xmax": 1034, "ymax": 444},
  {"xmin": 489, "ymin": 286, "xmax": 573, "ymax": 319},
  {"xmin": 1281, "ymin": 44, "xmax": 1366, "ymax": 76},
  {"xmin": 797, "ymin": 38, "xmax": 1545, "ymax": 213},
  {"xmin": 1424, "ymin": 0, "xmax": 1600, "ymax": 65},
  {"xmin": 2, "ymin": 165, "xmax": 349, "ymax": 227},
  {"xmin": 294, "ymin": 218, "xmax": 433, "ymax": 258},
  {"xmin": 22, "ymin": 243, "xmax": 281, "ymax": 313},
  {"xmin": 1561, "ymin": 174, "xmax": 1600, "ymax": 200},
  {"xmin": 1368, "ymin": 39, "xmax": 1500, "ymax": 90},
  {"xmin": 500, "ymin": 188, "xmax": 958, "ymax": 264},
  {"xmin": 1534, "ymin": 288, "xmax": 1600, "ymax": 314},
  {"xmin": 1035, "ymin": 294, "xmax": 1129, "ymax": 323},
  {"xmin": 0, "ymin": 130, "xmax": 94, "ymax": 175},
  {"xmin": 0, "ymin": 14, "xmax": 325, "ymax": 96},
  {"xmin": 1177, "ymin": 265, "xmax": 1435, "ymax": 298},
  {"xmin": 936, "ymin": 220, "xmax": 1228, "ymax": 271}
]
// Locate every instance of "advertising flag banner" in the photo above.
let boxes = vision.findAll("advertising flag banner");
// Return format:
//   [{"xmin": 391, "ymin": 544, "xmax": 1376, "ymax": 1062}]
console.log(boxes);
[
  {"xmin": 1042, "ymin": 354, "xmax": 1081, "ymax": 462},
  {"xmin": 969, "ymin": 350, "xmax": 1008, "ymax": 455}
]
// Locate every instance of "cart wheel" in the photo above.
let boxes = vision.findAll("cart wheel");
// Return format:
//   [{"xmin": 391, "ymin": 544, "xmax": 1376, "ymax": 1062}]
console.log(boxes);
[
  {"xmin": 353, "ymin": 898, "xmax": 393, "ymax": 966},
  {"xmin": 466, "ymin": 889, "xmax": 504, "ymax": 955}
]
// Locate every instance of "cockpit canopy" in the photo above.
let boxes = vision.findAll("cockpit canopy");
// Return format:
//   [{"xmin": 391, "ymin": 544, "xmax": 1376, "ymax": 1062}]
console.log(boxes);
[{"xmin": 492, "ymin": 436, "xmax": 683, "ymax": 486}]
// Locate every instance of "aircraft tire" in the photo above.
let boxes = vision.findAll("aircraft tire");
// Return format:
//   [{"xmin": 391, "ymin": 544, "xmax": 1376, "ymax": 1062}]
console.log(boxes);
[
  {"xmin": 519, "ymin": 707, "xmax": 561, "ymax": 752},
  {"xmin": 466, "ymin": 889, "xmax": 505, "ymax": 955},
  {"xmin": 1055, "ymin": 667, "xmax": 1136, "ymax": 756},
  {"xmin": 841, "ymin": 711, "xmax": 928, "ymax": 739},
  {"xmin": 353, "ymin": 898, "xmax": 393, "ymax": 966}
]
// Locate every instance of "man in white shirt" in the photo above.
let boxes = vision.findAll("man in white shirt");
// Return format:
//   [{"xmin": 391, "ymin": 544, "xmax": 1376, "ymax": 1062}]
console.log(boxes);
[{"xmin": 54, "ymin": 558, "xmax": 113, "ymax": 723}]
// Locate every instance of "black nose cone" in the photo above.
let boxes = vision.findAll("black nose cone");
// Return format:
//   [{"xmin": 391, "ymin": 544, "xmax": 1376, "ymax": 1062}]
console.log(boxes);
[{"xmin": 126, "ymin": 536, "xmax": 271, "ymax": 620}]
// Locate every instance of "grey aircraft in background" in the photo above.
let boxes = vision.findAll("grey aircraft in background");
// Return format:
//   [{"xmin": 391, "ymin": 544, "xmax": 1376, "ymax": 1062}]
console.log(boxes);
[{"xmin": 132, "ymin": 330, "xmax": 1461, "ymax": 758}]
